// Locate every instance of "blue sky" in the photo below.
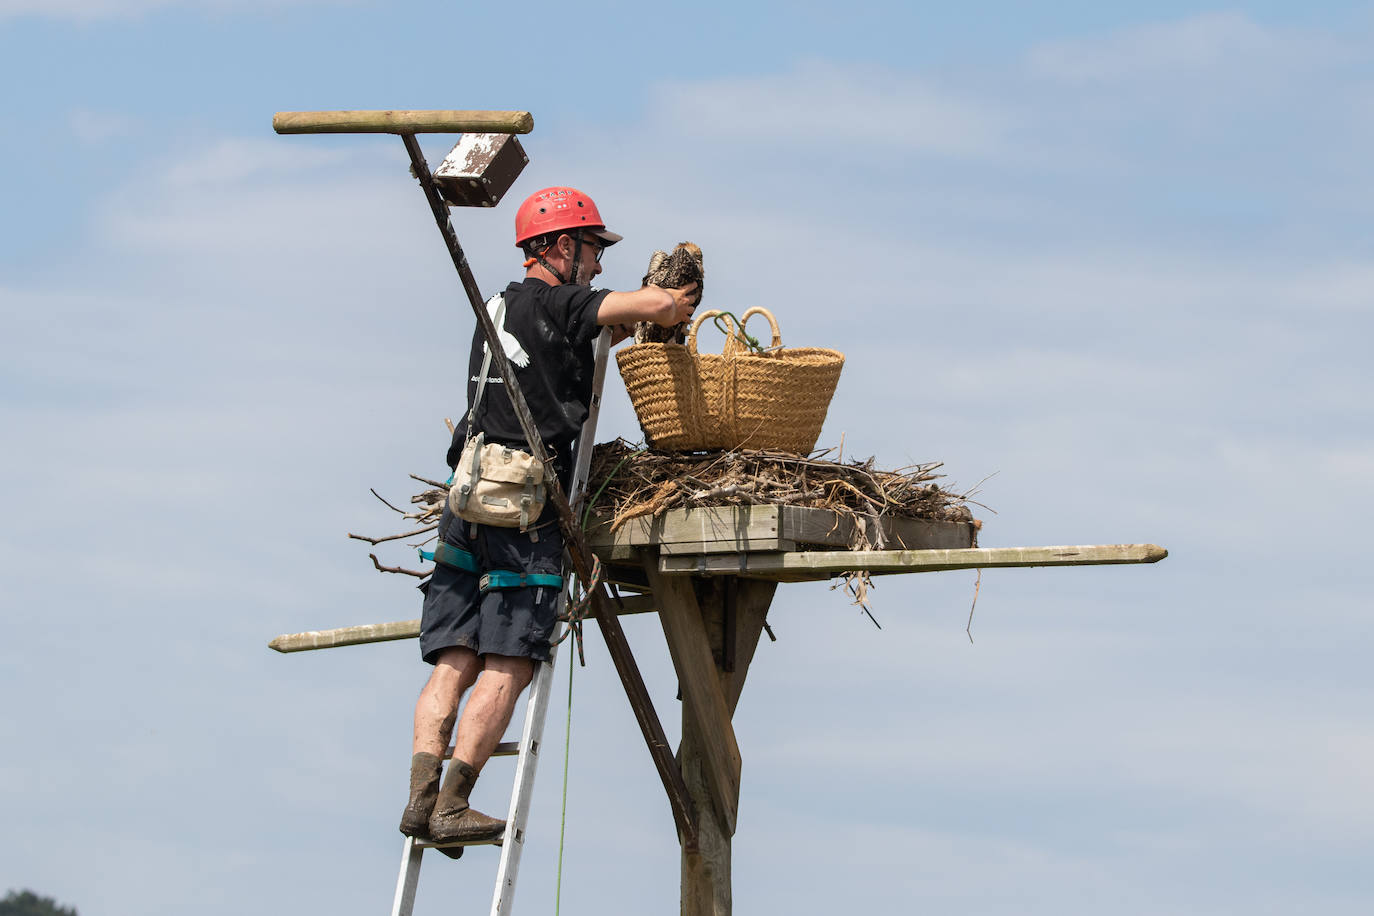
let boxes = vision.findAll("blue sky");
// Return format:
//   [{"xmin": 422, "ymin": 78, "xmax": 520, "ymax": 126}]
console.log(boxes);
[{"xmin": 3, "ymin": 2, "xmax": 1373, "ymax": 914}]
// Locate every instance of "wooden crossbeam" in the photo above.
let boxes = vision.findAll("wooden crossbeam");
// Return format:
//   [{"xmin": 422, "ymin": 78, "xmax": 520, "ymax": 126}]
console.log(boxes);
[
  {"xmin": 659, "ymin": 543, "xmax": 1167, "ymax": 580},
  {"xmin": 267, "ymin": 593, "xmax": 658, "ymax": 654},
  {"xmin": 269, "ymin": 619, "xmax": 420, "ymax": 653},
  {"xmin": 271, "ymin": 109, "xmax": 532, "ymax": 135}
]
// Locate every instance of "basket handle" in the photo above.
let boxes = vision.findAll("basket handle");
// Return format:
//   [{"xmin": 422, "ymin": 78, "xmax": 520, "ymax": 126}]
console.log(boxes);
[
  {"xmin": 738, "ymin": 307, "xmax": 783, "ymax": 349},
  {"xmin": 685, "ymin": 309, "xmax": 738, "ymax": 355}
]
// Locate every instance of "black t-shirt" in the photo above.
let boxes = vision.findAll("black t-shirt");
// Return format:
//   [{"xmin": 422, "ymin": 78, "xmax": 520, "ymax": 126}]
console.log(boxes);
[{"xmin": 445, "ymin": 278, "xmax": 610, "ymax": 478}]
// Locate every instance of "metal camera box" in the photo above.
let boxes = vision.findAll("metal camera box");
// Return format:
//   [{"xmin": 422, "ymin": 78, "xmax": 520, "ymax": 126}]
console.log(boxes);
[{"xmin": 433, "ymin": 133, "xmax": 529, "ymax": 208}]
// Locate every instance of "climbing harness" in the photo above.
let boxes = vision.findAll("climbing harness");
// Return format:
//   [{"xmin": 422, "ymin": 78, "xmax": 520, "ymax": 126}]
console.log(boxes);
[
  {"xmin": 479, "ymin": 569, "xmax": 563, "ymax": 591},
  {"xmin": 418, "ymin": 542, "xmax": 477, "ymax": 575}
]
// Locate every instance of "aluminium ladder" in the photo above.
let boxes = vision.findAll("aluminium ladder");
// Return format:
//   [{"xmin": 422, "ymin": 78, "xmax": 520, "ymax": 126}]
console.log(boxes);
[{"xmin": 391, "ymin": 329, "xmax": 614, "ymax": 916}]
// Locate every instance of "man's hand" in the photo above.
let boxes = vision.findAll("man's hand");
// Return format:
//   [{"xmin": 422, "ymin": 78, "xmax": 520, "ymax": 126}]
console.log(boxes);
[{"xmin": 658, "ymin": 282, "xmax": 699, "ymax": 327}]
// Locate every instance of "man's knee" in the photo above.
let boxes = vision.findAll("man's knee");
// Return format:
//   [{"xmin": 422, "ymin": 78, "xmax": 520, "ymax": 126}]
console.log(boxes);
[
  {"xmin": 429, "ymin": 646, "xmax": 481, "ymax": 689},
  {"xmin": 482, "ymin": 653, "xmax": 535, "ymax": 691}
]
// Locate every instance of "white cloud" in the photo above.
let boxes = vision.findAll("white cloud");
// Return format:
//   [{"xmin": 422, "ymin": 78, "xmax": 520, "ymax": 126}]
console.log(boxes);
[
  {"xmin": 648, "ymin": 60, "xmax": 1013, "ymax": 160},
  {"xmin": 1027, "ymin": 12, "xmax": 1333, "ymax": 84},
  {"xmin": 68, "ymin": 108, "xmax": 138, "ymax": 143}
]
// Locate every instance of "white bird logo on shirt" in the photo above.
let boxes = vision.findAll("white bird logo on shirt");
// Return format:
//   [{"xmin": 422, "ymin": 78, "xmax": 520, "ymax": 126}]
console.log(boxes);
[{"xmin": 483, "ymin": 293, "xmax": 529, "ymax": 368}]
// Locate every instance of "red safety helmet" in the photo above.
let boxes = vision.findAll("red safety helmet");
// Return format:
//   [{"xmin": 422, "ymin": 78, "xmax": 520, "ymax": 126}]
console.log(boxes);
[{"xmin": 514, "ymin": 186, "xmax": 623, "ymax": 249}]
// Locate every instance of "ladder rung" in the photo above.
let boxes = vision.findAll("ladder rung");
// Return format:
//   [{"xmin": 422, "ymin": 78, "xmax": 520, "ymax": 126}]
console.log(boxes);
[
  {"xmin": 416, "ymin": 833, "xmax": 505, "ymax": 849},
  {"xmin": 443, "ymin": 740, "xmax": 521, "ymax": 759}
]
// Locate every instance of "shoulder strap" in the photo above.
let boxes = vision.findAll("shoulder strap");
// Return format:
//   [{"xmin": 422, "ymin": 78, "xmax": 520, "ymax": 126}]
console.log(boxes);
[{"xmin": 466, "ymin": 295, "xmax": 507, "ymax": 439}]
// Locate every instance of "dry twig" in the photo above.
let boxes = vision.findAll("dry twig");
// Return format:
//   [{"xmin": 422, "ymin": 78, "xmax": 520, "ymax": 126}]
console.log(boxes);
[
  {"xmin": 352, "ymin": 438, "xmax": 983, "ymax": 632},
  {"xmin": 348, "ymin": 523, "xmax": 438, "ymax": 546},
  {"xmin": 369, "ymin": 553, "xmax": 429, "ymax": 578}
]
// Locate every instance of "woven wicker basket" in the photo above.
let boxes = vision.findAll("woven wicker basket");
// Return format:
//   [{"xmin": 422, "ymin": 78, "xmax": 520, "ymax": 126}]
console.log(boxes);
[{"xmin": 616, "ymin": 307, "xmax": 844, "ymax": 454}]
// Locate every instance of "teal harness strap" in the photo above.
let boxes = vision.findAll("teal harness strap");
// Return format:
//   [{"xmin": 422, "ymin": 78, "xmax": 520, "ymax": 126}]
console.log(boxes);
[
  {"xmin": 422, "ymin": 543, "xmax": 560, "ymax": 591},
  {"xmin": 479, "ymin": 570, "xmax": 563, "ymax": 591},
  {"xmin": 419, "ymin": 542, "xmax": 479, "ymax": 575}
]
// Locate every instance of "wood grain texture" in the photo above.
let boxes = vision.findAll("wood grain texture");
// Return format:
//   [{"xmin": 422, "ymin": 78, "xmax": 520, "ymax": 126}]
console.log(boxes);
[
  {"xmin": 660, "ymin": 543, "xmax": 1169, "ymax": 580},
  {"xmin": 267, "ymin": 594, "xmax": 660, "ymax": 654},
  {"xmin": 677, "ymin": 579, "xmax": 774, "ymax": 916},
  {"xmin": 584, "ymin": 505, "xmax": 974, "ymax": 556},
  {"xmin": 644, "ymin": 561, "xmax": 742, "ymax": 836},
  {"xmin": 268, "ymin": 618, "xmax": 420, "ymax": 652},
  {"xmin": 680, "ymin": 714, "xmax": 732, "ymax": 916},
  {"xmin": 272, "ymin": 109, "xmax": 533, "ymax": 134}
]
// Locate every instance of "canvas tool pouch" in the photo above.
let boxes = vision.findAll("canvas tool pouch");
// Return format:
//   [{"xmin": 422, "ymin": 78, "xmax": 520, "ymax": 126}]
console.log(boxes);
[{"xmin": 449, "ymin": 432, "xmax": 546, "ymax": 531}]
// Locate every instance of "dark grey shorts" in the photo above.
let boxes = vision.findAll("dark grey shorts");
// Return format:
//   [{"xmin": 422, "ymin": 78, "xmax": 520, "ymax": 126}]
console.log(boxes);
[{"xmin": 418, "ymin": 504, "xmax": 564, "ymax": 664}]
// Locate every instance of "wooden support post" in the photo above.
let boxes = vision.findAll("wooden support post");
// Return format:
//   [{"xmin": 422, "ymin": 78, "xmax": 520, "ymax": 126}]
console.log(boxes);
[
  {"xmin": 645, "ymin": 563, "xmax": 742, "ymax": 836},
  {"xmin": 679, "ymin": 713, "xmax": 730, "ymax": 916},
  {"xmin": 645, "ymin": 555, "xmax": 777, "ymax": 916},
  {"xmin": 679, "ymin": 578, "xmax": 776, "ymax": 916}
]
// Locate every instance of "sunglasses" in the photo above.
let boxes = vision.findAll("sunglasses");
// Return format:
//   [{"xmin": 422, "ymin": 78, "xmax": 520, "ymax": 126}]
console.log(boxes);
[{"xmin": 565, "ymin": 235, "xmax": 605, "ymax": 263}]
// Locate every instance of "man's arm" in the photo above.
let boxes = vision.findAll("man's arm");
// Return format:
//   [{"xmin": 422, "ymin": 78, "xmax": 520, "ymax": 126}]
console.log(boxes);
[{"xmin": 597, "ymin": 283, "xmax": 699, "ymax": 339}]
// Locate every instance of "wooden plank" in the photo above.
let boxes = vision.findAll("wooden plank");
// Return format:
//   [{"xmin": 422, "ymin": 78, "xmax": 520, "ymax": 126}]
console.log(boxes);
[
  {"xmin": 272, "ymin": 109, "xmax": 533, "ymax": 135},
  {"xmin": 586, "ymin": 505, "xmax": 974, "ymax": 555},
  {"xmin": 269, "ymin": 619, "xmax": 420, "ymax": 653},
  {"xmin": 585, "ymin": 505, "xmax": 785, "ymax": 552},
  {"xmin": 268, "ymin": 594, "xmax": 659, "ymax": 654},
  {"xmin": 594, "ymin": 539, "xmax": 800, "ymax": 562},
  {"xmin": 778, "ymin": 506, "xmax": 976, "ymax": 550},
  {"xmin": 660, "ymin": 543, "xmax": 1168, "ymax": 581},
  {"xmin": 584, "ymin": 538, "xmax": 796, "ymax": 560},
  {"xmin": 658, "ymin": 538, "xmax": 792, "ymax": 555},
  {"xmin": 644, "ymin": 562, "xmax": 741, "ymax": 836}
]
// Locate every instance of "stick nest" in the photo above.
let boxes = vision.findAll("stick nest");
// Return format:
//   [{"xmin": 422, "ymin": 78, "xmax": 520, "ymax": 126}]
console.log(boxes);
[
  {"xmin": 584, "ymin": 439, "xmax": 978, "ymax": 535},
  {"xmin": 351, "ymin": 440, "xmax": 985, "ymax": 622}
]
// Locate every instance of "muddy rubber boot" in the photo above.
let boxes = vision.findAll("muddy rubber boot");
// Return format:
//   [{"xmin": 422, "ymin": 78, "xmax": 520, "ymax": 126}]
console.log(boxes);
[
  {"xmin": 399, "ymin": 753, "xmax": 465, "ymax": 860},
  {"xmin": 428, "ymin": 758, "xmax": 506, "ymax": 845},
  {"xmin": 399, "ymin": 752, "xmax": 442, "ymax": 838}
]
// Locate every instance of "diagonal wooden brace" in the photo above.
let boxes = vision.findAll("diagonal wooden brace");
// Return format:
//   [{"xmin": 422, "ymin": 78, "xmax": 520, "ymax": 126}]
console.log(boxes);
[{"xmin": 644, "ymin": 561, "xmax": 742, "ymax": 836}]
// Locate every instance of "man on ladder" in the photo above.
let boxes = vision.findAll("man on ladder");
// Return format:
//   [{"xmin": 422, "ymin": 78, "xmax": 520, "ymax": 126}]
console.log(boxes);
[{"xmin": 398, "ymin": 186, "xmax": 700, "ymax": 851}]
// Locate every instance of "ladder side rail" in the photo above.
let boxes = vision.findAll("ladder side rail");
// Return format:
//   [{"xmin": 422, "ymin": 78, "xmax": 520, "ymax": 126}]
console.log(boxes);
[
  {"xmin": 490, "ymin": 637, "xmax": 561, "ymax": 914},
  {"xmin": 489, "ymin": 329, "xmax": 611, "ymax": 916},
  {"xmin": 390, "ymin": 837, "xmax": 424, "ymax": 916}
]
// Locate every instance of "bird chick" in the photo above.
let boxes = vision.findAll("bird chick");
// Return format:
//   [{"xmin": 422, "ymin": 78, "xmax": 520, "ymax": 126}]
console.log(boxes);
[{"xmin": 635, "ymin": 242, "xmax": 704, "ymax": 344}]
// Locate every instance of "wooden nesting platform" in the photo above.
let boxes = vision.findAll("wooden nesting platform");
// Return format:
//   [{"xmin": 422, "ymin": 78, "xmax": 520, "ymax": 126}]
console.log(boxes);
[
  {"xmin": 585, "ymin": 504, "xmax": 1161, "ymax": 587},
  {"xmin": 267, "ymin": 502, "xmax": 1165, "ymax": 916}
]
